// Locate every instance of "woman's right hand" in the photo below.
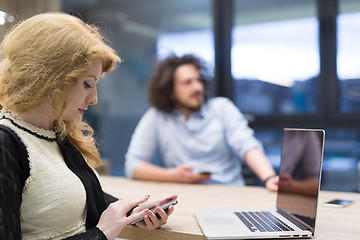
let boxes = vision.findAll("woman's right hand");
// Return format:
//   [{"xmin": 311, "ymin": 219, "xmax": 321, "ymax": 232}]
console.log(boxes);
[{"xmin": 96, "ymin": 195, "xmax": 150, "ymax": 240}]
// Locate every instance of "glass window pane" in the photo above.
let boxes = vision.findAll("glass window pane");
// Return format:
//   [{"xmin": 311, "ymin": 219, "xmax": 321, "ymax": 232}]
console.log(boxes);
[
  {"xmin": 157, "ymin": 30, "xmax": 214, "ymax": 65},
  {"xmin": 62, "ymin": 0, "xmax": 213, "ymax": 176},
  {"xmin": 232, "ymin": 0, "xmax": 319, "ymax": 115},
  {"xmin": 338, "ymin": 0, "xmax": 360, "ymax": 113}
]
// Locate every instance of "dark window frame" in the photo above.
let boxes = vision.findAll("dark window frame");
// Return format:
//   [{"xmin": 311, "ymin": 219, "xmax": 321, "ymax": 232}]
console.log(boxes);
[{"xmin": 213, "ymin": 0, "xmax": 360, "ymax": 130}]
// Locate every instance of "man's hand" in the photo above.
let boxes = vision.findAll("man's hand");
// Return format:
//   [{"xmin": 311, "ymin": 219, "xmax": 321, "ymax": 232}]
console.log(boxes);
[
  {"xmin": 265, "ymin": 175, "xmax": 279, "ymax": 192},
  {"xmin": 168, "ymin": 165, "xmax": 211, "ymax": 183}
]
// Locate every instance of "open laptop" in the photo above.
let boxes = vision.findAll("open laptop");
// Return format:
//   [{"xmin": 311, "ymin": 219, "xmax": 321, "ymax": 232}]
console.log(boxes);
[{"xmin": 194, "ymin": 128, "xmax": 325, "ymax": 239}]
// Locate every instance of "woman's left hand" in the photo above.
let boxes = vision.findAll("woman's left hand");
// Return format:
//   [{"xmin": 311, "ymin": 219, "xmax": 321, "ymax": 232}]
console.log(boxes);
[{"xmin": 131, "ymin": 194, "xmax": 177, "ymax": 229}]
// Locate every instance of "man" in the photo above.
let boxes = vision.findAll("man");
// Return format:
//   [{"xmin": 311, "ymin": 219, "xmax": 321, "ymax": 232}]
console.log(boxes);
[{"xmin": 125, "ymin": 54, "xmax": 278, "ymax": 190}]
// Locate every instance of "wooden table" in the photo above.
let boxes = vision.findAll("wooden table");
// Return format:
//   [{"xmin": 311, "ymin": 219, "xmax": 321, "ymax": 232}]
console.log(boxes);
[{"xmin": 99, "ymin": 176, "xmax": 360, "ymax": 240}]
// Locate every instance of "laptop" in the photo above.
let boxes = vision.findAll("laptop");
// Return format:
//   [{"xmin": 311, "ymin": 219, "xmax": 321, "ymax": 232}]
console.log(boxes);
[{"xmin": 194, "ymin": 128, "xmax": 325, "ymax": 239}]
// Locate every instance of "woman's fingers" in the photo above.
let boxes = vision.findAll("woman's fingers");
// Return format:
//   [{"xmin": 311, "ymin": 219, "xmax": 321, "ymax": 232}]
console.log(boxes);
[
  {"xmin": 116, "ymin": 194, "xmax": 150, "ymax": 212},
  {"xmin": 126, "ymin": 209, "xmax": 148, "ymax": 224},
  {"xmin": 159, "ymin": 195, "xmax": 178, "ymax": 204},
  {"xmin": 143, "ymin": 211, "xmax": 156, "ymax": 228},
  {"xmin": 136, "ymin": 205, "xmax": 172, "ymax": 229},
  {"xmin": 153, "ymin": 206, "xmax": 169, "ymax": 224},
  {"xmin": 129, "ymin": 195, "xmax": 177, "ymax": 229},
  {"xmin": 135, "ymin": 194, "xmax": 177, "ymax": 212},
  {"xmin": 166, "ymin": 205, "xmax": 175, "ymax": 216}
]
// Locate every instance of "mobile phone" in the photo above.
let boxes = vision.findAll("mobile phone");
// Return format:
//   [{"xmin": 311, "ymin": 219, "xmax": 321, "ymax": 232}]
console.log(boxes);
[
  {"xmin": 129, "ymin": 199, "xmax": 178, "ymax": 225},
  {"xmin": 192, "ymin": 169, "xmax": 212, "ymax": 175},
  {"xmin": 199, "ymin": 171, "xmax": 211, "ymax": 176},
  {"xmin": 323, "ymin": 199, "xmax": 354, "ymax": 208}
]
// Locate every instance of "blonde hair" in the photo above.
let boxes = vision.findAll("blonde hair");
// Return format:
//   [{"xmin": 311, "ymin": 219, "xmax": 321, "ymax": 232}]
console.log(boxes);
[{"xmin": 0, "ymin": 12, "xmax": 121, "ymax": 167}]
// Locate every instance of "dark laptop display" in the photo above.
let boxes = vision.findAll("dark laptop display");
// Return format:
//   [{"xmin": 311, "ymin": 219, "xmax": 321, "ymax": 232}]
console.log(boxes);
[{"xmin": 276, "ymin": 129, "xmax": 325, "ymax": 234}]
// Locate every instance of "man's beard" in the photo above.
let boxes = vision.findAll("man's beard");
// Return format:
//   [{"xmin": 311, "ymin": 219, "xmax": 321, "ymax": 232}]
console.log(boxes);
[
  {"xmin": 174, "ymin": 92, "xmax": 204, "ymax": 113},
  {"xmin": 176, "ymin": 101, "xmax": 201, "ymax": 112}
]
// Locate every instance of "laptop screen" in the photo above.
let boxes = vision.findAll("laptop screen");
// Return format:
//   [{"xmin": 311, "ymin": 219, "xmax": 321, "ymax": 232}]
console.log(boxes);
[{"xmin": 276, "ymin": 128, "xmax": 325, "ymax": 233}]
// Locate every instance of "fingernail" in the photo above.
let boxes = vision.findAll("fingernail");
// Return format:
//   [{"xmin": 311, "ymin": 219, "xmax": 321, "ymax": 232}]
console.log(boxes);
[{"xmin": 144, "ymin": 194, "xmax": 150, "ymax": 199}]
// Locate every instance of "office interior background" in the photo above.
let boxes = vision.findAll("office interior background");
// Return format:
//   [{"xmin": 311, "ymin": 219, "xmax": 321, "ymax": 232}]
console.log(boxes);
[{"xmin": 1, "ymin": 0, "xmax": 359, "ymax": 192}]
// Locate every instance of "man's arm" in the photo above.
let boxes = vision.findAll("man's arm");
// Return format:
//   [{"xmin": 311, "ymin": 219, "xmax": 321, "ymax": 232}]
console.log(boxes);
[
  {"xmin": 133, "ymin": 162, "xmax": 210, "ymax": 183},
  {"xmin": 134, "ymin": 162, "xmax": 210, "ymax": 183},
  {"xmin": 244, "ymin": 148, "xmax": 278, "ymax": 191},
  {"xmin": 124, "ymin": 109, "xmax": 160, "ymax": 178},
  {"xmin": 213, "ymin": 98, "xmax": 278, "ymax": 190}
]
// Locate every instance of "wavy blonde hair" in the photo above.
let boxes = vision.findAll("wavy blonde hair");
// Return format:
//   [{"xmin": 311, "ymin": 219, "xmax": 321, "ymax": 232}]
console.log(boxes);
[{"xmin": 0, "ymin": 12, "xmax": 121, "ymax": 167}]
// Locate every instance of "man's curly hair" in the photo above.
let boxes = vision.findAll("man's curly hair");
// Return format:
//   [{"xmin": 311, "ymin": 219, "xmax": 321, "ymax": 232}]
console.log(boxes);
[{"xmin": 147, "ymin": 54, "xmax": 211, "ymax": 112}]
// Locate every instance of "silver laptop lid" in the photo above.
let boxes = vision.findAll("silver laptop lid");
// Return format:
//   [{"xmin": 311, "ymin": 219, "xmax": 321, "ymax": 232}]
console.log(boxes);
[{"xmin": 276, "ymin": 128, "xmax": 325, "ymax": 234}]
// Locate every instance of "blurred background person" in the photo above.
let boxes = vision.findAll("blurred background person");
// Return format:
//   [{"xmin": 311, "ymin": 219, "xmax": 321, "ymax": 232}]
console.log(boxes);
[{"xmin": 125, "ymin": 54, "xmax": 278, "ymax": 190}]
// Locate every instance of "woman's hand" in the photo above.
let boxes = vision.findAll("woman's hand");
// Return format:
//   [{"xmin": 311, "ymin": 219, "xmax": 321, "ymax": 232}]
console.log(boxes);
[
  {"xmin": 96, "ymin": 195, "xmax": 150, "ymax": 240},
  {"xmin": 132, "ymin": 194, "xmax": 177, "ymax": 229}
]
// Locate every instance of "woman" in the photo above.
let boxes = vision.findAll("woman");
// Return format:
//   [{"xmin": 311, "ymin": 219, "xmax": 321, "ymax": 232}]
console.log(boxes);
[{"xmin": 0, "ymin": 12, "xmax": 176, "ymax": 240}]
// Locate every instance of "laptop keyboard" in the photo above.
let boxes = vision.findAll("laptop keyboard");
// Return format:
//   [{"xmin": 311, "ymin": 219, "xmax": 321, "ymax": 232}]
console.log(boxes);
[{"xmin": 234, "ymin": 211, "xmax": 295, "ymax": 232}]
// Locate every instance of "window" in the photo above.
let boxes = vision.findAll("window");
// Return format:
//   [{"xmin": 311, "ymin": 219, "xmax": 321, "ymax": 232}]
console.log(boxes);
[
  {"xmin": 232, "ymin": 0, "xmax": 318, "ymax": 115},
  {"xmin": 230, "ymin": 0, "xmax": 360, "ymax": 192},
  {"xmin": 157, "ymin": 30, "xmax": 214, "ymax": 64},
  {"xmin": 338, "ymin": 0, "xmax": 360, "ymax": 113}
]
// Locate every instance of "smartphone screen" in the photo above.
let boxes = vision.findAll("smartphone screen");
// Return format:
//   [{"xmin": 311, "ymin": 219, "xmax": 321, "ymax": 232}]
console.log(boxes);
[
  {"xmin": 129, "ymin": 199, "xmax": 178, "ymax": 225},
  {"xmin": 323, "ymin": 199, "xmax": 354, "ymax": 207}
]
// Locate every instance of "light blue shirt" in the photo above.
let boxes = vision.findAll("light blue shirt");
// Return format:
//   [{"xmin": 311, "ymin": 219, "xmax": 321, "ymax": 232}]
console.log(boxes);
[{"xmin": 124, "ymin": 97, "xmax": 263, "ymax": 185}]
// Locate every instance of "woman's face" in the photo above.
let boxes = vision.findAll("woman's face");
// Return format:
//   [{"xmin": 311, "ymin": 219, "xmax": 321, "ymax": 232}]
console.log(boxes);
[{"xmin": 63, "ymin": 59, "xmax": 102, "ymax": 121}]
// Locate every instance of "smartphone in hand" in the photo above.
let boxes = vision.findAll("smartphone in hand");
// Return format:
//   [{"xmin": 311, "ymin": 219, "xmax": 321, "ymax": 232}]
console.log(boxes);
[{"xmin": 129, "ymin": 199, "xmax": 178, "ymax": 225}]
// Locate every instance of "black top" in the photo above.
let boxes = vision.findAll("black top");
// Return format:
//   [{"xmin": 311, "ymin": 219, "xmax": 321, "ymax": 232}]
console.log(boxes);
[{"xmin": 0, "ymin": 125, "xmax": 118, "ymax": 240}]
